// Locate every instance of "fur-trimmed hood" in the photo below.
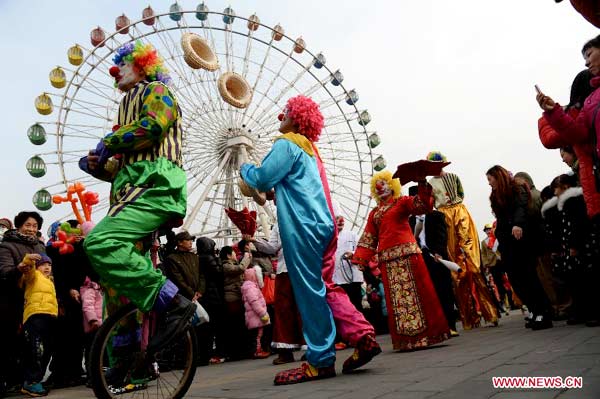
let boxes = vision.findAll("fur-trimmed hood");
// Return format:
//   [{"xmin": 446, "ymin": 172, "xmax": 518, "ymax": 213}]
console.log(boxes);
[
  {"xmin": 541, "ymin": 197, "xmax": 558, "ymax": 218},
  {"xmin": 557, "ymin": 186, "xmax": 583, "ymax": 211}
]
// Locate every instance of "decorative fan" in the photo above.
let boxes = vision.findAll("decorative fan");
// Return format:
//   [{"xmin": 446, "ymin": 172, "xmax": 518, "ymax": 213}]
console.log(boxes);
[{"xmin": 393, "ymin": 160, "xmax": 450, "ymax": 185}]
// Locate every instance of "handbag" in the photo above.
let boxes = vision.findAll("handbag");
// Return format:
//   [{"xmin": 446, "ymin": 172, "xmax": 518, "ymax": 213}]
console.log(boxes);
[
  {"xmin": 262, "ymin": 275, "xmax": 275, "ymax": 305},
  {"xmin": 192, "ymin": 300, "xmax": 210, "ymax": 325}
]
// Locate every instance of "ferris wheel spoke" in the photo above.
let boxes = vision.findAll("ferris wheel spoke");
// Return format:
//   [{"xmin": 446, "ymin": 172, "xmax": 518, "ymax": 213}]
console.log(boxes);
[
  {"xmin": 183, "ymin": 148, "xmax": 232, "ymax": 229},
  {"xmin": 328, "ymin": 173, "xmax": 366, "ymax": 185},
  {"xmin": 143, "ymin": 22, "xmax": 206, "ymax": 107},
  {"xmin": 186, "ymin": 155, "xmax": 220, "ymax": 176},
  {"xmin": 295, "ymin": 75, "xmax": 335, "ymax": 99},
  {"xmin": 67, "ymin": 95, "xmax": 117, "ymax": 113},
  {"xmin": 152, "ymin": 22, "xmax": 228, "ymax": 125},
  {"xmin": 245, "ymin": 47, "xmax": 294, "ymax": 124},
  {"xmin": 200, "ymin": 180, "xmax": 226, "ymax": 232},
  {"xmin": 222, "ymin": 25, "xmax": 238, "ymax": 131},
  {"xmin": 241, "ymin": 29, "xmax": 255, "ymax": 79},
  {"xmin": 316, "ymin": 92, "xmax": 352, "ymax": 113},
  {"xmin": 241, "ymin": 35, "xmax": 274, "ymax": 124},
  {"xmin": 186, "ymin": 117, "xmax": 224, "ymax": 146},
  {"xmin": 70, "ymin": 69, "xmax": 118, "ymax": 94},
  {"xmin": 41, "ymin": 174, "xmax": 102, "ymax": 191},
  {"xmin": 151, "ymin": 26, "xmax": 221, "ymax": 120},
  {"xmin": 63, "ymin": 127, "xmax": 102, "ymax": 140},
  {"xmin": 330, "ymin": 189, "xmax": 366, "ymax": 208},
  {"xmin": 186, "ymin": 105, "xmax": 225, "ymax": 130},
  {"xmin": 322, "ymin": 161, "xmax": 363, "ymax": 180},
  {"xmin": 187, "ymin": 158, "xmax": 221, "ymax": 180},
  {"xmin": 322, "ymin": 137, "xmax": 364, "ymax": 145},
  {"xmin": 194, "ymin": 71, "xmax": 232, "ymax": 126},
  {"xmin": 324, "ymin": 147, "xmax": 370, "ymax": 158},
  {"xmin": 193, "ymin": 19, "xmax": 239, "ymax": 127},
  {"xmin": 71, "ymin": 68, "xmax": 115, "ymax": 93},
  {"xmin": 187, "ymin": 124, "xmax": 222, "ymax": 148},
  {"xmin": 78, "ymin": 51, "xmax": 115, "ymax": 73},
  {"xmin": 62, "ymin": 106, "xmax": 112, "ymax": 122},
  {"xmin": 326, "ymin": 167, "xmax": 364, "ymax": 184},
  {"xmin": 224, "ymin": 24, "xmax": 233, "ymax": 72},
  {"xmin": 177, "ymin": 81, "xmax": 223, "ymax": 124},
  {"xmin": 320, "ymin": 130, "xmax": 372, "ymax": 137},
  {"xmin": 333, "ymin": 189, "xmax": 368, "ymax": 209},
  {"xmin": 253, "ymin": 58, "xmax": 315, "ymax": 128},
  {"xmin": 73, "ymin": 82, "xmax": 119, "ymax": 106},
  {"xmin": 323, "ymin": 113, "xmax": 361, "ymax": 128}
]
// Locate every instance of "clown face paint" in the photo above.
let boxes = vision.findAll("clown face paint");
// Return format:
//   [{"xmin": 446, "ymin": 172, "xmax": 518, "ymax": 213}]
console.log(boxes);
[
  {"xmin": 278, "ymin": 111, "xmax": 295, "ymax": 133},
  {"xmin": 375, "ymin": 179, "xmax": 392, "ymax": 200},
  {"xmin": 336, "ymin": 216, "xmax": 345, "ymax": 231},
  {"xmin": 114, "ymin": 61, "xmax": 144, "ymax": 92}
]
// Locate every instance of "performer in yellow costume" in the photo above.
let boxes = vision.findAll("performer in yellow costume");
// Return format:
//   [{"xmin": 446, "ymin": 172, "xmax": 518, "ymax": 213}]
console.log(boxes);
[{"xmin": 426, "ymin": 151, "xmax": 498, "ymax": 329}]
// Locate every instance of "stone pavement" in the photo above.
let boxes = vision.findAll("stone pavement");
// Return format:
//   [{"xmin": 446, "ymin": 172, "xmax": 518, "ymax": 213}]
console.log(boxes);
[{"xmin": 28, "ymin": 311, "xmax": 600, "ymax": 398}]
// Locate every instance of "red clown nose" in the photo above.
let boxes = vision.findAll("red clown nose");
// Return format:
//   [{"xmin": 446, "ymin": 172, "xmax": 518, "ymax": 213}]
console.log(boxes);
[
  {"xmin": 109, "ymin": 66, "xmax": 120, "ymax": 78},
  {"xmin": 277, "ymin": 113, "xmax": 284, "ymax": 121}
]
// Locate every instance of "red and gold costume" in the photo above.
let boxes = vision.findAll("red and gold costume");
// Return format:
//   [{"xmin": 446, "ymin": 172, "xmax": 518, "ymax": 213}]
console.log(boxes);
[{"xmin": 353, "ymin": 171, "xmax": 449, "ymax": 351}]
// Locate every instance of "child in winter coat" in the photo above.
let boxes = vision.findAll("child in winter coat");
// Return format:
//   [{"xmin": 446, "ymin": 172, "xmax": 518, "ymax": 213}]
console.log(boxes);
[
  {"xmin": 241, "ymin": 265, "xmax": 271, "ymax": 359},
  {"xmin": 18, "ymin": 254, "xmax": 58, "ymax": 397},
  {"xmin": 549, "ymin": 174, "xmax": 596, "ymax": 324},
  {"xmin": 80, "ymin": 276, "xmax": 103, "ymax": 386}
]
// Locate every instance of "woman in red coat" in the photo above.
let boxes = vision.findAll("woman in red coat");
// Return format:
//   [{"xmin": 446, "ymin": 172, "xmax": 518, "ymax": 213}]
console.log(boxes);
[
  {"xmin": 353, "ymin": 170, "xmax": 449, "ymax": 351},
  {"xmin": 537, "ymin": 37, "xmax": 600, "ymax": 326},
  {"xmin": 538, "ymin": 69, "xmax": 600, "ymax": 219}
]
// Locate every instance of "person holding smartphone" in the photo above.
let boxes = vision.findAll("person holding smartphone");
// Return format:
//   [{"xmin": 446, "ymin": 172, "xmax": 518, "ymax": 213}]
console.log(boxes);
[{"xmin": 536, "ymin": 34, "xmax": 600, "ymax": 327}]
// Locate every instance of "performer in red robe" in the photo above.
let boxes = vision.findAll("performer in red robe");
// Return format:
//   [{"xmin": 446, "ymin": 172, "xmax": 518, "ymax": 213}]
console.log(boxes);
[{"xmin": 353, "ymin": 170, "xmax": 449, "ymax": 351}]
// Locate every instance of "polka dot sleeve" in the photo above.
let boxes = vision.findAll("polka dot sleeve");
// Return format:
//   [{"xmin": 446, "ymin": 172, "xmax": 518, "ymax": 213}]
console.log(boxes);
[{"xmin": 103, "ymin": 82, "xmax": 178, "ymax": 152}]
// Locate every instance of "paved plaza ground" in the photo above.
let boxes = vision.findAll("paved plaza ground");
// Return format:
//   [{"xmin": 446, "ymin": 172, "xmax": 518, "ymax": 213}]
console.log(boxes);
[{"xmin": 14, "ymin": 310, "xmax": 600, "ymax": 399}]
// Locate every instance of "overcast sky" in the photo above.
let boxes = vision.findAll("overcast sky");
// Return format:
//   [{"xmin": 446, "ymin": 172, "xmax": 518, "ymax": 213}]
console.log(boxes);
[{"xmin": 1, "ymin": 0, "xmax": 597, "ymax": 236}]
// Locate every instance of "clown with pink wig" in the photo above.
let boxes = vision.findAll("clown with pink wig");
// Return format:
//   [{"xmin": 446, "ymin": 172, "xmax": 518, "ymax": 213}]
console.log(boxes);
[{"xmin": 241, "ymin": 95, "xmax": 380, "ymax": 385}]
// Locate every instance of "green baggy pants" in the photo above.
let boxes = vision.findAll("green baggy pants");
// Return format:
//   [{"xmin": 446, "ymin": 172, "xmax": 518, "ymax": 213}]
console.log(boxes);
[{"xmin": 84, "ymin": 158, "xmax": 187, "ymax": 312}]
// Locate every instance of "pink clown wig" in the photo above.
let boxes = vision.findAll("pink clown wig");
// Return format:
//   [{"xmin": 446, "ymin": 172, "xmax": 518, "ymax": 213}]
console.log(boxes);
[{"xmin": 285, "ymin": 95, "xmax": 324, "ymax": 142}]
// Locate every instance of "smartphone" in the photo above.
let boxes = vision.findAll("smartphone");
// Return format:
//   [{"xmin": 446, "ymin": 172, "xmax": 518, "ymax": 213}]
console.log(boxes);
[{"xmin": 534, "ymin": 84, "xmax": 542, "ymax": 95}]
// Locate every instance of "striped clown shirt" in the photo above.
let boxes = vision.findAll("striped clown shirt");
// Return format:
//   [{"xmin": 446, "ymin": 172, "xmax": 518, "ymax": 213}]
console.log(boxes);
[{"xmin": 103, "ymin": 80, "xmax": 183, "ymax": 169}]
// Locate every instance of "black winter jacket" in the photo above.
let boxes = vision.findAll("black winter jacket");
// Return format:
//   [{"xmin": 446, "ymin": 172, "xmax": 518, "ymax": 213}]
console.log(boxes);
[{"xmin": 196, "ymin": 237, "xmax": 224, "ymax": 307}]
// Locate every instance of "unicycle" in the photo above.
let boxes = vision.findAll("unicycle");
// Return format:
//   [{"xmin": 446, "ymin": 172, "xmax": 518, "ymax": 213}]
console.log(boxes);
[{"xmin": 89, "ymin": 302, "xmax": 198, "ymax": 399}]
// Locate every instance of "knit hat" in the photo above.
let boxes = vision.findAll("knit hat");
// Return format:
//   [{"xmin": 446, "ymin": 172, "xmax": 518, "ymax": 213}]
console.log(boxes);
[
  {"xmin": 36, "ymin": 254, "xmax": 52, "ymax": 267},
  {"xmin": 0, "ymin": 218, "xmax": 12, "ymax": 229}
]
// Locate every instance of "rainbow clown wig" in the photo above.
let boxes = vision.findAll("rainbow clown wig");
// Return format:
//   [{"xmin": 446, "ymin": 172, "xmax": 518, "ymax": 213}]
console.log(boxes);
[
  {"xmin": 426, "ymin": 151, "xmax": 447, "ymax": 162},
  {"xmin": 285, "ymin": 95, "xmax": 324, "ymax": 142},
  {"xmin": 112, "ymin": 41, "xmax": 171, "ymax": 84},
  {"xmin": 370, "ymin": 170, "xmax": 401, "ymax": 203}
]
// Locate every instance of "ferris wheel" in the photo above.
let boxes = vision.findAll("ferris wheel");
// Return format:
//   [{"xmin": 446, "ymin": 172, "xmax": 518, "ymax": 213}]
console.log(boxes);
[{"xmin": 26, "ymin": 2, "xmax": 385, "ymax": 242}]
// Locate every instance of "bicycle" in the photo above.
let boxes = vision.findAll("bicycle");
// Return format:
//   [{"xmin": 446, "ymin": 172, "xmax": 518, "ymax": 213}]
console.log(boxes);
[{"xmin": 88, "ymin": 231, "xmax": 198, "ymax": 399}]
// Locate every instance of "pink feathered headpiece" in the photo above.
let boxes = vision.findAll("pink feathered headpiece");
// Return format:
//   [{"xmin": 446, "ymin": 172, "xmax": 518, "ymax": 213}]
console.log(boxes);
[{"xmin": 285, "ymin": 95, "xmax": 324, "ymax": 142}]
